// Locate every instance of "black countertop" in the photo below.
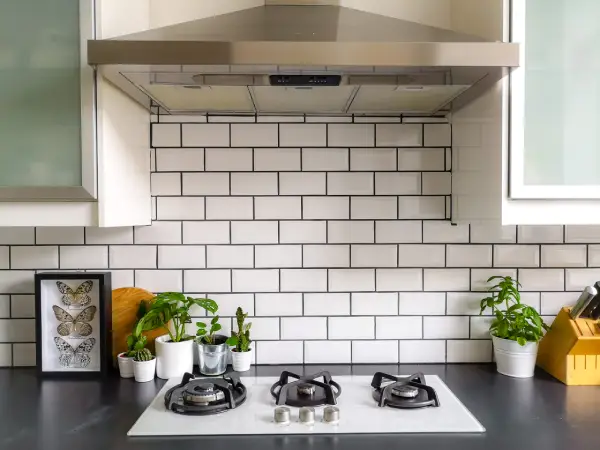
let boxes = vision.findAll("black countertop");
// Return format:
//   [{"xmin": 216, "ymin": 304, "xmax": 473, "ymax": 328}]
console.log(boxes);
[{"xmin": 1, "ymin": 364, "xmax": 598, "ymax": 450}]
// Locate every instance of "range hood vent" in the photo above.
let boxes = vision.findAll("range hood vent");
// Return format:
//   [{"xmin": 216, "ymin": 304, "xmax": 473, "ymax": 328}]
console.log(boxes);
[{"xmin": 88, "ymin": 3, "xmax": 519, "ymax": 116}]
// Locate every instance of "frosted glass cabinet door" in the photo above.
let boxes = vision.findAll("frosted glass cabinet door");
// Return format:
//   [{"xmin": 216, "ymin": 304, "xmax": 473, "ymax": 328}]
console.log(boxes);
[
  {"xmin": 0, "ymin": 0, "xmax": 96, "ymax": 199},
  {"xmin": 509, "ymin": 0, "xmax": 600, "ymax": 199}
]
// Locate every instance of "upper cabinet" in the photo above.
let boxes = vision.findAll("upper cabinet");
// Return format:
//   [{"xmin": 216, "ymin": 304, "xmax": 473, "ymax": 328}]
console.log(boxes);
[{"xmin": 509, "ymin": 0, "xmax": 600, "ymax": 199}]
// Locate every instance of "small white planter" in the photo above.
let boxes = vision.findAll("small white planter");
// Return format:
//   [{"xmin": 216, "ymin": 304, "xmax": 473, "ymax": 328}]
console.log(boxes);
[
  {"xmin": 117, "ymin": 352, "xmax": 134, "ymax": 378},
  {"xmin": 133, "ymin": 357, "xmax": 156, "ymax": 383},
  {"xmin": 231, "ymin": 348, "xmax": 253, "ymax": 372},
  {"xmin": 155, "ymin": 335, "xmax": 194, "ymax": 380},
  {"xmin": 492, "ymin": 335, "xmax": 539, "ymax": 378}
]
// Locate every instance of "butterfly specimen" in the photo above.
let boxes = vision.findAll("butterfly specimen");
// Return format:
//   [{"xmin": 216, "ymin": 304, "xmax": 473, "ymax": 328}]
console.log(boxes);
[
  {"xmin": 52, "ymin": 305, "xmax": 96, "ymax": 337},
  {"xmin": 53, "ymin": 337, "xmax": 96, "ymax": 368},
  {"xmin": 56, "ymin": 280, "xmax": 94, "ymax": 308}
]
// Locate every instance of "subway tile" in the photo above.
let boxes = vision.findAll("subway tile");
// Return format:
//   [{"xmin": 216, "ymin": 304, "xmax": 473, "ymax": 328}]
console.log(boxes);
[
  {"xmin": 60, "ymin": 246, "xmax": 108, "ymax": 269},
  {"xmin": 279, "ymin": 173, "xmax": 326, "ymax": 195},
  {"xmin": 157, "ymin": 197, "xmax": 205, "ymax": 220},
  {"xmin": 159, "ymin": 246, "xmax": 206, "ymax": 269},
  {"xmin": 0, "ymin": 344, "xmax": 11, "ymax": 366},
  {"xmin": 375, "ymin": 172, "xmax": 421, "ymax": 195},
  {"xmin": 184, "ymin": 270, "xmax": 230, "ymax": 293},
  {"xmin": 12, "ymin": 343, "xmax": 36, "ymax": 367},
  {"xmin": 398, "ymin": 196, "xmax": 445, "ymax": 219},
  {"xmin": 0, "ymin": 319, "xmax": 35, "ymax": 342},
  {"xmin": 302, "ymin": 148, "xmax": 348, "ymax": 171},
  {"xmin": 36, "ymin": 227, "xmax": 84, "ymax": 245},
  {"xmin": 471, "ymin": 269, "xmax": 517, "ymax": 291},
  {"xmin": 303, "ymin": 197, "xmax": 349, "ymax": 220},
  {"xmin": 329, "ymin": 317, "xmax": 374, "ymax": 339},
  {"xmin": 493, "ymin": 245, "xmax": 539, "ymax": 267},
  {"xmin": 400, "ymin": 340, "xmax": 446, "ymax": 363},
  {"xmin": 376, "ymin": 124, "xmax": 422, "ymax": 147},
  {"xmin": 281, "ymin": 269, "xmax": 327, "ymax": 292},
  {"xmin": 0, "ymin": 228, "xmax": 35, "ymax": 245},
  {"xmin": 255, "ymin": 245, "xmax": 302, "ymax": 268},
  {"xmin": 423, "ymin": 222, "xmax": 469, "ymax": 243},
  {"xmin": 376, "ymin": 269, "xmax": 422, "ymax": 291},
  {"xmin": 328, "ymin": 221, "xmax": 374, "ymax": 244},
  {"xmin": 330, "ymin": 269, "xmax": 375, "ymax": 292},
  {"xmin": 152, "ymin": 123, "xmax": 181, "ymax": 147},
  {"xmin": 397, "ymin": 244, "xmax": 445, "ymax": 267},
  {"xmin": 206, "ymin": 197, "xmax": 252, "ymax": 220},
  {"xmin": 305, "ymin": 341, "xmax": 351, "ymax": 364},
  {"xmin": 447, "ymin": 340, "xmax": 492, "ymax": 363},
  {"xmin": 447, "ymin": 292, "xmax": 484, "ymax": 315},
  {"xmin": 565, "ymin": 226, "xmax": 600, "ymax": 243},
  {"xmin": 399, "ymin": 292, "xmax": 446, "ymax": 315},
  {"xmin": 159, "ymin": 115, "xmax": 205, "ymax": 123},
  {"xmin": 397, "ymin": 148, "xmax": 445, "ymax": 171},
  {"xmin": 255, "ymin": 197, "xmax": 301, "ymax": 220},
  {"xmin": 376, "ymin": 221, "xmax": 422, "ymax": 243},
  {"xmin": 205, "ymin": 148, "xmax": 252, "ymax": 171},
  {"xmin": 565, "ymin": 269, "xmax": 600, "ymax": 291},
  {"xmin": 232, "ymin": 269, "xmax": 279, "ymax": 292},
  {"xmin": 541, "ymin": 245, "xmax": 587, "ymax": 268},
  {"xmin": 354, "ymin": 116, "xmax": 401, "ymax": 123},
  {"xmin": 540, "ymin": 292, "xmax": 577, "ymax": 315},
  {"xmin": 470, "ymin": 316, "xmax": 493, "ymax": 339},
  {"xmin": 182, "ymin": 173, "xmax": 229, "ymax": 195},
  {"xmin": 376, "ymin": 316, "xmax": 422, "ymax": 339},
  {"xmin": 245, "ymin": 317, "xmax": 280, "ymax": 340},
  {"xmin": 257, "ymin": 115, "xmax": 303, "ymax": 123},
  {"xmin": 446, "ymin": 245, "xmax": 492, "ymax": 267},
  {"xmin": 209, "ymin": 294, "xmax": 254, "ymax": 317},
  {"xmin": 135, "ymin": 270, "xmax": 183, "ymax": 293},
  {"xmin": 470, "ymin": 222, "xmax": 517, "ymax": 244},
  {"xmin": 424, "ymin": 316, "xmax": 469, "ymax": 339},
  {"xmin": 255, "ymin": 293, "xmax": 303, "ymax": 316},
  {"xmin": 303, "ymin": 245, "xmax": 349, "ymax": 268},
  {"xmin": 304, "ymin": 293, "xmax": 350, "ymax": 316},
  {"xmin": 209, "ymin": 115, "xmax": 254, "ymax": 123},
  {"xmin": 519, "ymin": 269, "xmax": 564, "ymax": 291},
  {"xmin": 182, "ymin": 124, "xmax": 229, "ymax": 147},
  {"xmin": 328, "ymin": 124, "xmax": 374, "ymax": 147},
  {"xmin": 156, "ymin": 148, "xmax": 204, "ymax": 172},
  {"xmin": 351, "ymin": 245, "xmax": 397, "ymax": 268},
  {"xmin": 351, "ymin": 197, "xmax": 397, "ymax": 219},
  {"xmin": 350, "ymin": 148, "xmax": 396, "ymax": 171},
  {"xmin": 589, "ymin": 245, "xmax": 600, "ymax": 267},
  {"xmin": 306, "ymin": 116, "xmax": 352, "ymax": 123},
  {"xmin": 11, "ymin": 247, "xmax": 58, "ymax": 269},
  {"xmin": 110, "ymin": 246, "xmax": 157, "ymax": 269},
  {"xmin": 106, "ymin": 270, "xmax": 135, "ymax": 289},
  {"xmin": 281, "ymin": 317, "xmax": 327, "ymax": 340},
  {"xmin": 328, "ymin": 172, "xmax": 374, "ymax": 195},
  {"xmin": 231, "ymin": 124, "xmax": 277, "ymax": 147},
  {"xmin": 10, "ymin": 295, "xmax": 35, "ymax": 319},
  {"xmin": 231, "ymin": 173, "xmax": 278, "ymax": 196},
  {"xmin": 280, "ymin": 221, "xmax": 326, "ymax": 244},
  {"xmin": 424, "ymin": 124, "xmax": 452, "ymax": 146},
  {"xmin": 424, "ymin": 269, "xmax": 470, "ymax": 291},
  {"xmin": 254, "ymin": 148, "xmax": 300, "ymax": 171},
  {"xmin": 256, "ymin": 341, "xmax": 303, "ymax": 364},
  {"xmin": 0, "ymin": 296, "xmax": 8, "ymax": 318},
  {"xmin": 0, "ymin": 272, "xmax": 35, "ymax": 294},
  {"xmin": 351, "ymin": 293, "xmax": 398, "ymax": 316},
  {"xmin": 518, "ymin": 225, "xmax": 563, "ymax": 243},
  {"xmin": 421, "ymin": 172, "xmax": 451, "ymax": 195},
  {"xmin": 85, "ymin": 227, "xmax": 133, "ymax": 245},
  {"xmin": 352, "ymin": 340, "xmax": 398, "ymax": 363},
  {"xmin": 231, "ymin": 221, "xmax": 278, "ymax": 244},
  {"xmin": 183, "ymin": 222, "xmax": 229, "ymax": 244},
  {"xmin": 280, "ymin": 124, "xmax": 326, "ymax": 147},
  {"xmin": 151, "ymin": 173, "xmax": 181, "ymax": 196}
]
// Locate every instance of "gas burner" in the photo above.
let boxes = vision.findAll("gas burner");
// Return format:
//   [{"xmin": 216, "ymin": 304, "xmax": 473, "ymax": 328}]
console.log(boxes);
[
  {"xmin": 371, "ymin": 372, "xmax": 440, "ymax": 409},
  {"xmin": 270, "ymin": 371, "xmax": 342, "ymax": 407},
  {"xmin": 165, "ymin": 372, "xmax": 247, "ymax": 415}
]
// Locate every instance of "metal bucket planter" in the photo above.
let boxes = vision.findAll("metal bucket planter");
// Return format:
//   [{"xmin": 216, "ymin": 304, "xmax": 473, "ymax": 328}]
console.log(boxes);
[{"xmin": 196, "ymin": 335, "xmax": 229, "ymax": 376}]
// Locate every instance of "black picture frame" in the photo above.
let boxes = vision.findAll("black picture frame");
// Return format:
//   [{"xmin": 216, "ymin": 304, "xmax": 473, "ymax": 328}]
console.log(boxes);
[{"xmin": 35, "ymin": 272, "xmax": 112, "ymax": 379}]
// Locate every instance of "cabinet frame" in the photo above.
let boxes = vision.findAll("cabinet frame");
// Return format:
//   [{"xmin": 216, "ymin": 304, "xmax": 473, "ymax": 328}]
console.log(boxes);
[{"xmin": 0, "ymin": 0, "xmax": 97, "ymax": 201}]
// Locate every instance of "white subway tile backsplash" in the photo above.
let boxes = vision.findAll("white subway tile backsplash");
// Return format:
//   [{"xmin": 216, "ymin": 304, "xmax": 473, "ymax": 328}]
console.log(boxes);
[
  {"xmin": 282, "ymin": 317, "xmax": 327, "ymax": 340},
  {"xmin": 255, "ymin": 293, "xmax": 303, "ymax": 316},
  {"xmin": 424, "ymin": 316, "xmax": 469, "ymax": 339},
  {"xmin": 246, "ymin": 317, "xmax": 280, "ymax": 340},
  {"xmin": 206, "ymin": 293, "xmax": 255, "ymax": 317},
  {"xmin": 398, "ymin": 196, "xmax": 445, "ymax": 219},
  {"xmin": 207, "ymin": 246, "xmax": 253, "ymax": 268},
  {"xmin": 330, "ymin": 269, "xmax": 375, "ymax": 292},
  {"xmin": 280, "ymin": 221, "xmax": 326, "ymax": 244},
  {"xmin": 351, "ymin": 293, "xmax": 398, "ymax": 316},
  {"xmin": 589, "ymin": 245, "xmax": 600, "ymax": 267},
  {"xmin": 329, "ymin": 124, "xmax": 374, "ymax": 147},
  {"xmin": 110, "ymin": 246, "xmax": 157, "ymax": 269},
  {"xmin": 565, "ymin": 226, "xmax": 600, "ymax": 243},
  {"xmin": 352, "ymin": 245, "xmax": 397, "ymax": 268},
  {"xmin": 541, "ymin": 245, "xmax": 587, "ymax": 268},
  {"xmin": 352, "ymin": 340, "xmax": 398, "ymax": 363},
  {"xmin": 86, "ymin": 227, "xmax": 133, "ymax": 245},
  {"xmin": 304, "ymin": 293, "xmax": 350, "ymax": 316},
  {"xmin": 12, "ymin": 343, "xmax": 36, "ymax": 366},
  {"xmin": 400, "ymin": 340, "xmax": 446, "ymax": 363},
  {"xmin": 376, "ymin": 269, "xmax": 422, "ymax": 292},
  {"xmin": 493, "ymin": 245, "xmax": 539, "ymax": 267},
  {"xmin": 304, "ymin": 197, "xmax": 349, "ymax": 220},
  {"xmin": 280, "ymin": 173, "xmax": 326, "ymax": 195},
  {"xmin": 255, "ymin": 245, "xmax": 302, "ymax": 268},
  {"xmin": 256, "ymin": 341, "xmax": 303, "ymax": 364},
  {"xmin": 328, "ymin": 172, "xmax": 374, "ymax": 195},
  {"xmin": 424, "ymin": 269, "xmax": 470, "ymax": 291},
  {"xmin": 205, "ymin": 148, "xmax": 252, "ymax": 171},
  {"xmin": 0, "ymin": 296, "xmax": 8, "ymax": 318},
  {"xmin": 470, "ymin": 316, "xmax": 493, "ymax": 339},
  {"xmin": 519, "ymin": 269, "xmax": 565, "ymax": 292},
  {"xmin": 36, "ymin": 227, "xmax": 84, "ymax": 245},
  {"xmin": 231, "ymin": 124, "xmax": 277, "ymax": 147},
  {"xmin": 280, "ymin": 124, "xmax": 326, "ymax": 147},
  {"xmin": 375, "ymin": 172, "xmax": 421, "ymax": 195},
  {"xmin": 156, "ymin": 148, "xmax": 204, "ymax": 172},
  {"xmin": 0, "ymin": 228, "xmax": 35, "ymax": 245},
  {"xmin": 397, "ymin": 148, "xmax": 445, "ymax": 171},
  {"xmin": 565, "ymin": 269, "xmax": 600, "ymax": 291},
  {"xmin": 328, "ymin": 221, "xmax": 374, "ymax": 244},
  {"xmin": 446, "ymin": 292, "xmax": 483, "ymax": 315},
  {"xmin": 151, "ymin": 173, "xmax": 181, "ymax": 196},
  {"xmin": 206, "ymin": 197, "xmax": 252, "ymax": 220},
  {"xmin": 184, "ymin": 270, "xmax": 230, "ymax": 293},
  {"xmin": 231, "ymin": 221, "xmax": 278, "ymax": 244},
  {"xmin": 351, "ymin": 197, "xmax": 397, "ymax": 220},
  {"xmin": 424, "ymin": 124, "xmax": 451, "ymax": 147},
  {"xmin": 447, "ymin": 340, "xmax": 492, "ymax": 363},
  {"xmin": 350, "ymin": 148, "xmax": 396, "ymax": 171},
  {"xmin": 446, "ymin": 245, "xmax": 492, "ymax": 268},
  {"xmin": 231, "ymin": 173, "xmax": 278, "ymax": 196},
  {"xmin": 0, "ymin": 271, "xmax": 34, "ymax": 294},
  {"xmin": 376, "ymin": 316, "xmax": 422, "ymax": 339},
  {"xmin": 183, "ymin": 222, "xmax": 229, "ymax": 244},
  {"xmin": 255, "ymin": 148, "xmax": 300, "ymax": 171},
  {"xmin": 540, "ymin": 292, "xmax": 577, "ymax": 315},
  {"xmin": 376, "ymin": 221, "xmax": 422, "ymax": 243},
  {"xmin": 183, "ymin": 124, "xmax": 229, "ymax": 147},
  {"xmin": 157, "ymin": 197, "xmax": 205, "ymax": 220},
  {"xmin": 518, "ymin": 225, "xmax": 564, "ymax": 243},
  {"xmin": 302, "ymin": 148, "xmax": 348, "ymax": 171},
  {"xmin": 152, "ymin": 123, "xmax": 181, "ymax": 147},
  {"xmin": 398, "ymin": 244, "xmax": 445, "ymax": 268},
  {"xmin": 11, "ymin": 247, "xmax": 58, "ymax": 269},
  {"xmin": 423, "ymin": 222, "xmax": 469, "ymax": 243},
  {"xmin": 232, "ymin": 269, "xmax": 279, "ymax": 292},
  {"xmin": 0, "ymin": 319, "xmax": 35, "ymax": 342},
  {"xmin": 182, "ymin": 173, "xmax": 229, "ymax": 196},
  {"xmin": 60, "ymin": 246, "xmax": 108, "ymax": 269},
  {"xmin": 399, "ymin": 292, "xmax": 446, "ymax": 315},
  {"xmin": 305, "ymin": 341, "xmax": 351, "ymax": 364},
  {"xmin": 106, "ymin": 270, "xmax": 135, "ymax": 289},
  {"xmin": 329, "ymin": 317, "xmax": 374, "ymax": 339},
  {"xmin": 136, "ymin": 270, "xmax": 183, "ymax": 293},
  {"xmin": 421, "ymin": 172, "xmax": 451, "ymax": 195},
  {"xmin": 470, "ymin": 223, "xmax": 516, "ymax": 244},
  {"xmin": 303, "ymin": 245, "xmax": 349, "ymax": 268},
  {"xmin": 376, "ymin": 124, "xmax": 422, "ymax": 147},
  {"xmin": 255, "ymin": 197, "xmax": 301, "ymax": 219},
  {"xmin": 471, "ymin": 269, "xmax": 517, "ymax": 292}
]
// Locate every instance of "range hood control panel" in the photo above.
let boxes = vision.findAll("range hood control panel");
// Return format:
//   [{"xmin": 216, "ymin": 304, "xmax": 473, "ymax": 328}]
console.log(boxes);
[{"xmin": 269, "ymin": 75, "xmax": 341, "ymax": 86}]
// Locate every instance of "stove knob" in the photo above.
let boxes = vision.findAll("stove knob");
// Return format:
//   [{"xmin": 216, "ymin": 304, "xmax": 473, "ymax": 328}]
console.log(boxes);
[
  {"xmin": 274, "ymin": 406, "xmax": 291, "ymax": 425},
  {"xmin": 323, "ymin": 406, "xmax": 340, "ymax": 424},
  {"xmin": 299, "ymin": 407, "xmax": 315, "ymax": 425}
]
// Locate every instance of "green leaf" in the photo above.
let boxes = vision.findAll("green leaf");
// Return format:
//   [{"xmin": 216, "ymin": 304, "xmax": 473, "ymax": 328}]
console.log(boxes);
[
  {"xmin": 196, "ymin": 322, "xmax": 206, "ymax": 328},
  {"xmin": 517, "ymin": 337, "xmax": 527, "ymax": 346},
  {"xmin": 226, "ymin": 336, "xmax": 238, "ymax": 346},
  {"xmin": 211, "ymin": 315, "xmax": 219, "ymax": 325},
  {"xmin": 196, "ymin": 329, "xmax": 206, "ymax": 336},
  {"xmin": 212, "ymin": 323, "xmax": 222, "ymax": 332}
]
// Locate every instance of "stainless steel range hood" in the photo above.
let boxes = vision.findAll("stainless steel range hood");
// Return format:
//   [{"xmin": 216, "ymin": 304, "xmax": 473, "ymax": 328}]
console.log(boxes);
[{"xmin": 88, "ymin": 3, "xmax": 519, "ymax": 116}]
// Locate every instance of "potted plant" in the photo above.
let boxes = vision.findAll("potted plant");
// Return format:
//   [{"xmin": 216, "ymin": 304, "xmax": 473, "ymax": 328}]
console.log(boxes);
[
  {"xmin": 132, "ymin": 347, "xmax": 156, "ymax": 383},
  {"xmin": 117, "ymin": 302, "xmax": 150, "ymax": 378},
  {"xmin": 195, "ymin": 315, "xmax": 229, "ymax": 375},
  {"xmin": 480, "ymin": 276, "xmax": 549, "ymax": 378},
  {"xmin": 136, "ymin": 293, "xmax": 218, "ymax": 380},
  {"xmin": 227, "ymin": 307, "xmax": 253, "ymax": 372}
]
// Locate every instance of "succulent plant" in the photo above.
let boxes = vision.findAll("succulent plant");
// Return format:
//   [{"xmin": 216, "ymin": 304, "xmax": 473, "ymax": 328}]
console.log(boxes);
[
  {"xmin": 133, "ymin": 348, "xmax": 154, "ymax": 362},
  {"xmin": 226, "ymin": 307, "xmax": 252, "ymax": 352}
]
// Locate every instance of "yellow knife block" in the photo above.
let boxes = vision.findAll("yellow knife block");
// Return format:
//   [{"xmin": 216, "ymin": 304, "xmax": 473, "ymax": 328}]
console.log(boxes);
[{"xmin": 537, "ymin": 307, "xmax": 600, "ymax": 385}]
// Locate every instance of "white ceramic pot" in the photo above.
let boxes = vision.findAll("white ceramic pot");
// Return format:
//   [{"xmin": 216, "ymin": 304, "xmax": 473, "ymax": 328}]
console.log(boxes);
[
  {"xmin": 231, "ymin": 348, "xmax": 253, "ymax": 372},
  {"xmin": 492, "ymin": 335, "xmax": 539, "ymax": 378},
  {"xmin": 155, "ymin": 335, "xmax": 194, "ymax": 380},
  {"xmin": 133, "ymin": 357, "xmax": 156, "ymax": 383},
  {"xmin": 117, "ymin": 352, "xmax": 134, "ymax": 378}
]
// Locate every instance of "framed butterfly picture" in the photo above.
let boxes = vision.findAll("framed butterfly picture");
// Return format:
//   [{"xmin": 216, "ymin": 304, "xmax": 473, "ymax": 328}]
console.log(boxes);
[{"xmin": 35, "ymin": 272, "xmax": 112, "ymax": 378}]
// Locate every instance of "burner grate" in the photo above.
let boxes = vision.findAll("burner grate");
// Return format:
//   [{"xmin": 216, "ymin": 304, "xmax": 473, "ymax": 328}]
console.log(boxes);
[
  {"xmin": 270, "ymin": 371, "xmax": 342, "ymax": 407},
  {"xmin": 371, "ymin": 372, "xmax": 440, "ymax": 409}
]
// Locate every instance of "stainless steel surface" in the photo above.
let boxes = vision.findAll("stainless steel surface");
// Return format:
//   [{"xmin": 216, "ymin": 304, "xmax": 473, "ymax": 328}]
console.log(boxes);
[
  {"xmin": 570, "ymin": 286, "xmax": 598, "ymax": 319},
  {"xmin": 195, "ymin": 338, "xmax": 228, "ymax": 376},
  {"xmin": 299, "ymin": 406, "xmax": 315, "ymax": 425},
  {"xmin": 580, "ymin": 282, "xmax": 600, "ymax": 319},
  {"xmin": 391, "ymin": 385, "xmax": 420, "ymax": 399},
  {"xmin": 183, "ymin": 382, "xmax": 225, "ymax": 405},
  {"xmin": 297, "ymin": 383, "xmax": 316, "ymax": 396},
  {"xmin": 88, "ymin": 4, "xmax": 519, "ymax": 116},
  {"xmin": 274, "ymin": 406, "xmax": 291, "ymax": 425},
  {"xmin": 323, "ymin": 406, "xmax": 340, "ymax": 424}
]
